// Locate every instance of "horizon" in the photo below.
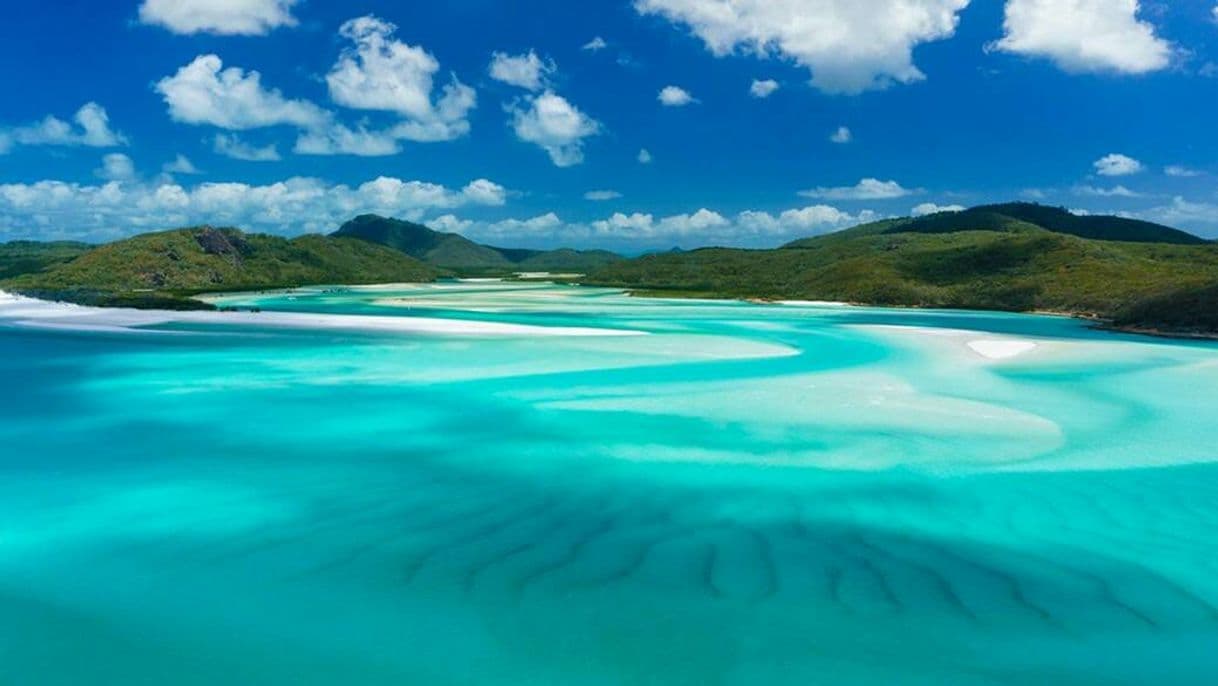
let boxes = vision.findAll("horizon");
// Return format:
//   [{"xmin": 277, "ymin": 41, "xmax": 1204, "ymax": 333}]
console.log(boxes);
[
  {"xmin": 11, "ymin": 200, "xmax": 1205, "ymax": 257},
  {"xmin": 1, "ymin": 1, "xmax": 1217, "ymax": 251}
]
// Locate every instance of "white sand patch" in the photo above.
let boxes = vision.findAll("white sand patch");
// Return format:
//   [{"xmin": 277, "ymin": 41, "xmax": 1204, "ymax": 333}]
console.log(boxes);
[
  {"xmin": 852, "ymin": 324, "xmax": 1041, "ymax": 362},
  {"xmin": 0, "ymin": 291, "xmax": 644, "ymax": 338},
  {"xmin": 776, "ymin": 300, "xmax": 852, "ymax": 308},
  {"xmin": 967, "ymin": 339, "xmax": 1038, "ymax": 360}
]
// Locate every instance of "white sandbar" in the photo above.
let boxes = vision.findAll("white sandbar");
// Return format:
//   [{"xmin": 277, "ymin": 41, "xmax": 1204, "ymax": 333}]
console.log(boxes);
[{"xmin": 0, "ymin": 291, "xmax": 644, "ymax": 338}]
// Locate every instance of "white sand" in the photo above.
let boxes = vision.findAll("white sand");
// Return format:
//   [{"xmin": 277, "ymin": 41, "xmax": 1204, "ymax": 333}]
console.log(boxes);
[
  {"xmin": 966, "ymin": 339, "xmax": 1039, "ymax": 360},
  {"xmin": 852, "ymin": 324, "xmax": 1040, "ymax": 361},
  {"xmin": 0, "ymin": 291, "xmax": 644, "ymax": 338},
  {"xmin": 776, "ymin": 300, "xmax": 852, "ymax": 308}
]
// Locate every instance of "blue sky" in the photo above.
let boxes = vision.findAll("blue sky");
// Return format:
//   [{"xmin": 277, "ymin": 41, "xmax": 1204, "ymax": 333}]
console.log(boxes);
[{"xmin": 1, "ymin": 0, "xmax": 1216, "ymax": 249}]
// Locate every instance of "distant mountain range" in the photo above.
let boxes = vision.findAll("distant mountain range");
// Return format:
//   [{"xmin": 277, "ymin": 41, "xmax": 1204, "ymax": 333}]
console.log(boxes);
[
  {"xmin": 1, "ymin": 204, "xmax": 1215, "ymax": 334},
  {"xmin": 332, "ymin": 214, "xmax": 623, "ymax": 272}
]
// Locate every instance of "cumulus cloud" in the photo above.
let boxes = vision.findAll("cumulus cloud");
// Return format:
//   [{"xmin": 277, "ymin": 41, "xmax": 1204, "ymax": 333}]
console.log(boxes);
[
  {"xmin": 157, "ymin": 55, "xmax": 327, "ymax": 130},
  {"xmin": 442, "ymin": 203, "xmax": 876, "ymax": 250},
  {"xmin": 155, "ymin": 20, "xmax": 477, "ymax": 157},
  {"xmin": 1137, "ymin": 197, "xmax": 1218, "ymax": 236},
  {"xmin": 138, "ymin": 0, "xmax": 298, "ymax": 36},
  {"xmin": 829, "ymin": 126, "xmax": 852, "ymax": 144},
  {"xmin": 0, "ymin": 103, "xmax": 127, "ymax": 153},
  {"xmin": 292, "ymin": 124, "xmax": 400, "ymax": 157},
  {"xmin": 163, "ymin": 154, "xmax": 202, "ymax": 175},
  {"xmin": 750, "ymin": 79, "xmax": 779, "ymax": 98},
  {"xmin": 214, "ymin": 133, "xmax": 281, "ymax": 161},
  {"xmin": 0, "ymin": 175, "xmax": 510, "ymax": 241},
  {"xmin": 993, "ymin": 0, "xmax": 1172, "ymax": 74},
  {"xmin": 1094, "ymin": 153, "xmax": 1143, "ymax": 176},
  {"xmin": 508, "ymin": 91, "xmax": 600, "ymax": 167},
  {"xmin": 911, "ymin": 202, "xmax": 965, "ymax": 216},
  {"xmin": 800, "ymin": 178, "xmax": 915, "ymax": 200},
  {"xmin": 658, "ymin": 85, "xmax": 697, "ymax": 106},
  {"xmin": 326, "ymin": 16, "xmax": 476, "ymax": 142},
  {"xmin": 95, "ymin": 153, "xmax": 136, "ymax": 182},
  {"xmin": 489, "ymin": 51, "xmax": 555, "ymax": 92},
  {"xmin": 635, "ymin": 0, "xmax": 970, "ymax": 94},
  {"xmin": 460, "ymin": 179, "xmax": 508, "ymax": 206},
  {"xmin": 585, "ymin": 190, "xmax": 623, "ymax": 201},
  {"xmin": 638, "ymin": 148, "xmax": 653, "ymax": 164},
  {"xmin": 583, "ymin": 37, "xmax": 609, "ymax": 51}
]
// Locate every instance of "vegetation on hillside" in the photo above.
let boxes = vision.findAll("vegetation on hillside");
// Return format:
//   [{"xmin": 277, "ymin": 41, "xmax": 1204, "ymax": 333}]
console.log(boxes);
[
  {"xmin": 588, "ymin": 206, "xmax": 1218, "ymax": 335},
  {"xmin": 863, "ymin": 203, "xmax": 1206, "ymax": 245},
  {"xmin": 2, "ymin": 226, "xmax": 439, "ymax": 309},
  {"xmin": 0, "ymin": 240, "xmax": 92, "ymax": 280},
  {"xmin": 334, "ymin": 214, "xmax": 622, "ymax": 273}
]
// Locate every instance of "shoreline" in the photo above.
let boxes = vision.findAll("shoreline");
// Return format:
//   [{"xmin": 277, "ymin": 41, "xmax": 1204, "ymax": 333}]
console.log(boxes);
[
  {"xmin": 0, "ymin": 290, "xmax": 645, "ymax": 338},
  {"xmin": 615, "ymin": 288, "xmax": 1218, "ymax": 342}
]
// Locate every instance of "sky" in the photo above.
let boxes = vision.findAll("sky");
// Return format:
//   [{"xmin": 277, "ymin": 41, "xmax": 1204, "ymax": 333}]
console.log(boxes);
[{"xmin": 1, "ymin": 0, "xmax": 1217, "ymax": 250}]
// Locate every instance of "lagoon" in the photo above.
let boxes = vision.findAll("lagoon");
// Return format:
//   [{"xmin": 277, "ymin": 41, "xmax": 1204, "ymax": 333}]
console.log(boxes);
[{"xmin": 2, "ymin": 282, "xmax": 1217, "ymax": 684}]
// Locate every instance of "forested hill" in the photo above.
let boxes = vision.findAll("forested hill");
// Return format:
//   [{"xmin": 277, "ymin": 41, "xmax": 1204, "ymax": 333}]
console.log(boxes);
[
  {"xmin": 2, "ymin": 226, "xmax": 439, "ymax": 309},
  {"xmin": 333, "ymin": 214, "xmax": 622, "ymax": 273},
  {"xmin": 587, "ymin": 204, "xmax": 1218, "ymax": 336}
]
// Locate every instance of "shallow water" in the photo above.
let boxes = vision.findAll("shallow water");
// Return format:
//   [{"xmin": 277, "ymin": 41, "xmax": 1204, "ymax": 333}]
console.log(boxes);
[{"xmin": 3, "ymin": 282, "xmax": 1218, "ymax": 684}]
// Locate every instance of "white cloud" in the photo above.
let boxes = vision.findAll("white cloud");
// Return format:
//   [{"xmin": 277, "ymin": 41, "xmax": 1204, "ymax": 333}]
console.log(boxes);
[
  {"xmin": 461, "ymin": 179, "xmax": 508, "ymax": 206},
  {"xmin": 911, "ymin": 202, "xmax": 965, "ymax": 216},
  {"xmin": 585, "ymin": 190, "xmax": 624, "ymax": 201},
  {"xmin": 489, "ymin": 51, "xmax": 555, "ymax": 92},
  {"xmin": 163, "ymin": 154, "xmax": 202, "ymax": 175},
  {"xmin": 157, "ymin": 55, "xmax": 328, "ymax": 130},
  {"xmin": 292, "ymin": 124, "xmax": 400, "ymax": 157},
  {"xmin": 213, "ymin": 133, "xmax": 281, "ymax": 161},
  {"xmin": 428, "ymin": 214, "xmax": 473, "ymax": 233},
  {"xmin": 800, "ymin": 178, "xmax": 915, "ymax": 200},
  {"xmin": 472, "ymin": 213, "xmax": 564, "ymax": 240},
  {"xmin": 508, "ymin": 91, "xmax": 600, "ymax": 167},
  {"xmin": 1137, "ymin": 197, "xmax": 1218, "ymax": 236},
  {"xmin": 326, "ymin": 16, "xmax": 476, "ymax": 142},
  {"xmin": 577, "ymin": 204, "xmax": 873, "ymax": 246},
  {"xmin": 635, "ymin": 0, "xmax": 970, "ymax": 94},
  {"xmin": 638, "ymin": 148, "xmax": 653, "ymax": 164},
  {"xmin": 583, "ymin": 37, "xmax": 609, "ymax": 51},
  {"xmin": 1094, "ymin": 153, "xmax": 1143, "ymax": 176},
  {"xmin": 1074, "ymin": 184, "xmax": 1140, "ymax": 197},
  {"xmin": 0, "ymin": 175, "xmax": 509, "ymax": 241},
  {"xmin": 1165, "ymin": 165, "xmax": 1201, "ymax": 178},
  {"xmin": 95, "ymin": 153, "xmax": 136, "ymax": 181},
  {"xmin": 829, "ymin": 126, "xmax": 852, "ymax": 144},
  {"xmin": 993, "ymin": 0, "xmax": 1172, "ymax": 74},
  {"xmin": 0, "ymin": 103, "xmax": 127, "ymax": 153},
  {"xmin": 139, "ymin": 0, "xmax": 297, "ymax": 36},
  {"xmin": 658, "ymin": 85, "xmax": 697, "ymax": 106},
  {"xmin": 750, "ymin": 79, "xmax": 779, "ymax": 98}
]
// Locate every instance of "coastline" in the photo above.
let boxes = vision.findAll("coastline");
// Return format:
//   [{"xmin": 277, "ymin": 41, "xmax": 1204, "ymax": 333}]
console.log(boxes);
[
  {"xmin": 0, "ymin": 290, "xmax": 645, "ymax": 338},
  {"xmin": 613, "ymin": 288, "xmax": 1218, "ymax": 342}
]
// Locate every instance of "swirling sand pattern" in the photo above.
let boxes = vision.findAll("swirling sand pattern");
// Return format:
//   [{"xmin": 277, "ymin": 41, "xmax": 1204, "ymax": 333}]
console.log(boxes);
[{"xmin": 1, "ymin": 283, "xmax": 1217, "ymax": 685}]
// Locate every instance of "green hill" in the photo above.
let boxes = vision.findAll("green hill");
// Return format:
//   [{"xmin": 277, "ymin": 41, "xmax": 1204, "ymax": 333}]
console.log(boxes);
[
  {"xmin": 0, "ymin": 240, "xmax": 92, "ymax": 280},
  {"xmin": 3, "ymin": 226, "xmax": 439, "ymax": 309},
  {"xmin": 588, "ymin": 205, "xmax": 1218, "ymax": 335},
  {"xmin": 333, "ymin": 214, "xmax": 622, "ymax": 273}
]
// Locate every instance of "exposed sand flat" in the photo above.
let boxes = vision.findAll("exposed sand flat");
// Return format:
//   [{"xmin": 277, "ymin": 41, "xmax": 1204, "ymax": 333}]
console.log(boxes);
[
  {"xmin": 851, "ymin": 324, "xmax": 1041, "ymax": 361},
  {"xmin": 967, "ymin": 339, "xmax": 1039, "ymax": 360},
  {"xmin": 0, "ymin": 291, "xmax": 645, "ymax": 338},
  {"xmin": 775, "ymin": 300, "xmax": 852, "ymax": 307}
]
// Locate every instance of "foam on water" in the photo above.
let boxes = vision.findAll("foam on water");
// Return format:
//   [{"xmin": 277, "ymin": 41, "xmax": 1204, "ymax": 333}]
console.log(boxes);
[{"xmin": 2, "ymin": 283, "xmax": 1218, "ymax": 684}]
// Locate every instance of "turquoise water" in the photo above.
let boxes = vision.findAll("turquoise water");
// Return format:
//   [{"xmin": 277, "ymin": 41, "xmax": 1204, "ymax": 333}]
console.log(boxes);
[{"xmin": 3, "ymin": 282, "xmax": 1218, "ymax": 685}]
